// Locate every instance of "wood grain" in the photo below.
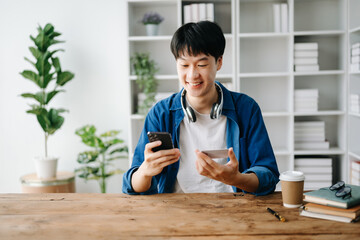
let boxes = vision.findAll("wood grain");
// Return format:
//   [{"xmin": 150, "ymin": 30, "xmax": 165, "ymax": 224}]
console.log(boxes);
[{"xmin": 0, "ymin": 192, "xmax": 359, "ymax": 239}]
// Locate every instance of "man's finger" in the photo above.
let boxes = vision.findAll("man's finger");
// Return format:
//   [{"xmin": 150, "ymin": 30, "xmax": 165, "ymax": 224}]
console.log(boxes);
[
  {"xmin": 228, "ymin": 147, "xmax": 237, "ymax": 164},
  {"xmin": 145, "ymin": 141, "xmax": 162, "ymax": 153}
]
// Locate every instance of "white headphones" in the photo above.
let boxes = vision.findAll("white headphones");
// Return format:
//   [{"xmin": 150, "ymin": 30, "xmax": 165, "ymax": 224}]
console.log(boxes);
[{"xmin": 181, "ymin": 83, "xmax": 223, "ymax": 123}]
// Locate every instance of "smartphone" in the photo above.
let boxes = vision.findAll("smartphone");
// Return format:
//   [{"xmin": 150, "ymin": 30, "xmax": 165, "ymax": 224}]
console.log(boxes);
[
  {"xmin": 201, "ymin": 149, "xmax": 229, "ymax": 159},
  {"xmin": 147, "ymin": 132, "xmax": 174, "ymax": 152}
]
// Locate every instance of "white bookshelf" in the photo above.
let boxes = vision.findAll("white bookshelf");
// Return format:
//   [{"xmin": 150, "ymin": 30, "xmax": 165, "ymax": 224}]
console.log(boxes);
[
  {"xmin": 348, "ymin": 0, "xmax": 360, "ymax": 185},
  {"xmin": 127, "ymin": 0, "xmax": 357, "ymax": 189}
]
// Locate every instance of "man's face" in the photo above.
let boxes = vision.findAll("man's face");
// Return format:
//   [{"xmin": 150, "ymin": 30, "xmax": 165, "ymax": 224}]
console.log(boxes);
[{"xmin": 176, "ymin": 52, "xmax": 222, "ymax": 99}]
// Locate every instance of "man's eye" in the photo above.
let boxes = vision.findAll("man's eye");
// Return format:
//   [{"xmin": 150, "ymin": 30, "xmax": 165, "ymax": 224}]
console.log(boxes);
[
  {"xmin": 181, "ymin": 65, "xmax": 188, "ymax": 67},
  {"xmin": 198, "ymin": 64, "xmax": 207, "ymax": 67}
]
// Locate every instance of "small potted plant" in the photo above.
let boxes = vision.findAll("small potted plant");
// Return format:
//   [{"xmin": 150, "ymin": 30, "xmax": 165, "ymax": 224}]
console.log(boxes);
[
  {"xmin": 141, "ymin": 11, "xmax": 164, "ymax": 36},
  {"xmin": 75, "ymin": 125, "xmax": 128, "ymax": 193},
  {"xmin": 131, "ymin": 52, "xmax": 158, "ymax": 115},
  {"xmin": 20, "ymin": 23, "xmax": 74, "ymax": 179}
]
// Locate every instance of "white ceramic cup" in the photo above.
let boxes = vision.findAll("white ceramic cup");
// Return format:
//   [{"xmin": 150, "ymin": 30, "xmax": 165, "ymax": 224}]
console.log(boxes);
[{"xmin": 279, "ymin": 171, "xmax": 305, "ymax": 208}]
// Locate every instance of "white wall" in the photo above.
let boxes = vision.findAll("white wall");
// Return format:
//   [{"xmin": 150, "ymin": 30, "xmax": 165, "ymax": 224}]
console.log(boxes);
[{"xmin": 0, "ymin": 0, "xmax": 130, "ymax": 193}]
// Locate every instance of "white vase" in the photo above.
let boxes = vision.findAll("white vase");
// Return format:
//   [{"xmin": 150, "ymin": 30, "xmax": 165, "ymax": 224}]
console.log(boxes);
[
  {"xmin": 146, "ymin": 24, "xmax": 159, "ymax": 36},
  {"xmin": 34, "ymin": 156, "xmax": 58, "ymax": 179}
]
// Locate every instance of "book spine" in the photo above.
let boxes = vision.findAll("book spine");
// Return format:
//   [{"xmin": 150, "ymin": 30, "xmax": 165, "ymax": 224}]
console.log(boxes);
[
  {"xmin": 294, "ymin": 58, "xmax": 318, "ymax": 65},
  {"xmin": 295, "ymin": 64, "xmax": 319, "ymax": 72},
  {"xmin": 294, "ymin": 42, "xmax": 318, "ymax": 50},
  {"xmin": 191, "ymin": 4, "xmax": 199, "ymax": 23},
  {"xmin": 273, "ymin": 4, "xmax": 281, "ymax": 33},
  {"xmin": 294, "ymin": 50, "xmax": 318, "ymax": 58},
  {"xmin": 198, "ymin": 3, "xmax": 206, "ymax": 21},
  {"xmin": 280, "ymin": 3, "xmax": 288, "ymax": 33},
  {"xmin": 183, "ymin": 5, "xmax": 192, "ymax": 24},
  {"xmin": 294, "ymin": 89, "xmax": 319, "ymax": 97},
  {"xmin": 352, "ymin": 47, "xmax": 360, "ymax": 56},
  {"xmin": 206, "ymin": 3, "xmax": 214, "ymax": 22}
]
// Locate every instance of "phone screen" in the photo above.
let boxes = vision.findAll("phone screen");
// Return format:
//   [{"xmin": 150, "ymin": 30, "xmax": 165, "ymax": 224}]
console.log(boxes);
[{"xmin": 147, "ymin": 132, "xmax": 174, "ymax": 152}]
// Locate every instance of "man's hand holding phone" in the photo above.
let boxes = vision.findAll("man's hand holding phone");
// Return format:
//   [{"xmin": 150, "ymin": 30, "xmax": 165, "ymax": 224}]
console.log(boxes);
[{"xmin": 132, "ymin": 132, "xmax": 180, "ymax": 193}]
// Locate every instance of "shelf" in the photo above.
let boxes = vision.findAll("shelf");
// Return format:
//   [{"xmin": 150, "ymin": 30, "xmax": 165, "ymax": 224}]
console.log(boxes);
[
  {"xmin": 349, "ymin": 26, "xmax": 360, "ymax": 34},
  {"xmin": 274, "ymin": 149, "xmax": 291, "ymax": 156},
  {"xmin": 294, "ymin": 30, "xmax": 346, "ymax": 36},
  {"xmin": 239, "ymin": 72, "xmax": 290, "ymax": 78},
  {"xmin": 294, "ymin": 111, "xmax": 345, "ymax": 116},
  {"xmin": 239, "ymin": 33, "xmax": 289, "ymax": 38},
  {"xmin": 294, "ymin": 148, "xmax": 345, "ymax": 156},
  {"xmin": 349, "ymin": 151, "xmax": 360, "ymax": 160},
  {"xmin": 349, "ymin": 112, "xmax": 360, "ymax": 118},
  {"xmin": 128, "ymin": 36, "xmax": 173, "ymax": 41},
  {"xmin": 130, "ymin": 74, "xmax": 178, "ymax": 80},
  {"xmin": 131, "ymin": 114, "xmax": 145, "ymax": 120},
  {"xmin": 262, "ymin": 112, "xmax": 290, "ymax": 117},
  {"xmin": 294, "ymin": 70, "xmax": 345, "ymax": 76}
]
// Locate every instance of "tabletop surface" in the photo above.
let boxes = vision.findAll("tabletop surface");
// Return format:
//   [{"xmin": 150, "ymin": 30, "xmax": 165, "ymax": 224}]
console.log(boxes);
[{"xmin": 0, "ymin": 192, "xmax": 359, "ymax": 239}]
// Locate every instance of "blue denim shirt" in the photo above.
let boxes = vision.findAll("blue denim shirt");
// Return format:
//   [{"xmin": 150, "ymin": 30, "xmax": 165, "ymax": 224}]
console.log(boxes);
[{"xmin": 123, "ymin": 82, "xmax": 279, "ymax": 196}]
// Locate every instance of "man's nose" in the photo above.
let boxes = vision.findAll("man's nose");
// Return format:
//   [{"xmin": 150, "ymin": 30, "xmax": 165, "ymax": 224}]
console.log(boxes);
[{"xmin": 187, "ymin": 66, "xmax": 199, "ymax": 80}]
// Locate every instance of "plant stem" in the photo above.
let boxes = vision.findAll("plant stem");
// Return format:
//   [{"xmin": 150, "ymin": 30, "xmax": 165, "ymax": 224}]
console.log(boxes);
[
  {"xmin": 100, "ymin": 152, "xmax": 106, "ymax": 193},
  {"xmin": 45, "ymin": 133, "xmax": 48, "ymax": 158}
]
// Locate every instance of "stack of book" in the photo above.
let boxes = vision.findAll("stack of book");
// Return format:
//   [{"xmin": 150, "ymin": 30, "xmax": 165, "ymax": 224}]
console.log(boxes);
[
  {"xmin": 294, "ymin": 121, "xmax": 329, "ymax": 150},
  {"xmin": 294, "ymin": 43, "xmax": 319, "ymax": 72},
  {"xmin": 350, "ymin": 42, "xmax": 360, "ymax": 72},
  {"xmin": 351, "ymin": 161, "xmax": 360, "ymax": 186},
  {"xmin": 294, "ymin": 89, "xmax": 318, "ymax": 112},
  {"xmin": 272, "ymin": 3, "xmax": 288, "ymax": 33},
  {"xmin": 183, "ymin": 3, "xmax": 214, "ymax": 24},
  {"xmin": 295, "ymin": 158, "xmax": 332, "ymax": 190},
  {"xmin": 301, "ymin": 184, "xmax": 360, "ymax": 223},
  {"xmin": 350, "ymin": 94, "xmax": 360, "ymax": 113}
]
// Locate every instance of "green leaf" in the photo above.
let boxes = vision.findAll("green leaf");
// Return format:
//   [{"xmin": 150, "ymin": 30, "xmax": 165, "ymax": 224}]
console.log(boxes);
[
  {"xmin": 109, "ymin": 146, "xmax": 129, "ymax": 155},
  {"xmin": 45, "ymin": 90, "xmax": 64, "ymax": 104},
  {"xmin": 24, "ymin": 57, "xmax": 36, "ymax": 68},
  {"xmin": 100, "ymin": 130, "xmax": 120, "ymax": 138},
  {"xmin": 35, "ymin": 51, "xmax": 52, "ymax": 77},
  {"xmin": 44, "ymin": 23, "xmax": 54, "ymax": 35},
  {"xmin": 20, "ymin": 70, "xmax": 41, "ymax": 87},
  {"xmin": 21, "ymin": 92, "xmax": 44, "ymax": 104},
  {"xmin": 36, "ymin": 111, "xmax": 51, "ymax": 132},
  {"xmin": 56, "ymin": 71, "xmax": 74, "ymax": 86},
  {"xmin": 29, "ymin": 47, "xmax": 41, "ymax": 59},
  {"xmin": 51, "ymin": 57, "xmax": 61, "ymax": 73},
  {"xmin": 77, "ymin": 151, "xmax": 99, "ymax": 164},
  {"xmin": 48, "ymin": 108, "xmax": 64, "ymax": 134},
  {"xmin": 26, "ymin": 105, "xmax": 46, "ymax": 115}
]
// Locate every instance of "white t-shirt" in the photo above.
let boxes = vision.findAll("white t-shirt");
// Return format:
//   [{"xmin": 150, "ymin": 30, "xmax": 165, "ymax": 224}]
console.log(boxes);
[{"xmin": 174, "ymin": 108, "xmax": 234, "ymax": 193}]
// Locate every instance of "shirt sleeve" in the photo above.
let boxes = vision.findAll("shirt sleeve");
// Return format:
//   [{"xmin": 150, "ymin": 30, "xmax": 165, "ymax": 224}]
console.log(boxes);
[
  {"xmin": 243, "ymin": 101, "xmax": 280, "ymax": 196},
  {"xmin": 122, "ymin": 107, "xmax": 162, "ymax": 195}
]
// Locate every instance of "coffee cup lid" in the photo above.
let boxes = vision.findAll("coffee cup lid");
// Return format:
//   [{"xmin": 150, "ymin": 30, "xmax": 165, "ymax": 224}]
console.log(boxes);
[{"xmin": 279, "ymin": 171, "xmax": 305, "ymax": 181}]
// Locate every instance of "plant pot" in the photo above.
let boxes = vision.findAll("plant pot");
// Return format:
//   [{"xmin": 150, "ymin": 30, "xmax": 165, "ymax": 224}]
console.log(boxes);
[
  {"xmin": 34, "ymin": 156, "xmax": 58, "ymax": 179},
  {"xmin": 145, "ymin": 24, "xmax": 159, "ymax": 36}
]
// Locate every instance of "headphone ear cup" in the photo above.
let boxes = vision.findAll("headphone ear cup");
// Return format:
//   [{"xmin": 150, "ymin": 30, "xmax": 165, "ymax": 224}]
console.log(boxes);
[
  {"xmin": 186, "ymin": 106, "xmax": 196, "ymax": 122},
  {"xmin": 210, "ymin": 103, "xmax": 217, "ymax": 119}
]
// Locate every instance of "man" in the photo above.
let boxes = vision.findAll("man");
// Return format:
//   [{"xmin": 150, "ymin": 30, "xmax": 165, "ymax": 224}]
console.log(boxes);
[{"xmin": 123, "ymin": 21, "xmax": 279, "ymax": 195}]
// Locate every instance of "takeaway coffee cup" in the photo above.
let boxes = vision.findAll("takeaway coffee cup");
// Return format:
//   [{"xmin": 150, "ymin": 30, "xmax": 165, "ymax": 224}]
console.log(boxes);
[{"xmin": 279, "ymin": 171, "xmax": 305, "ymax": 208}]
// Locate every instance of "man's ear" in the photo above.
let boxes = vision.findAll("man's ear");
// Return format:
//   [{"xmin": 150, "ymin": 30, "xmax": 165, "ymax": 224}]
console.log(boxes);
[{"xmin": 216, "ymin": 56, "xmax": 223, "ymax": 71}]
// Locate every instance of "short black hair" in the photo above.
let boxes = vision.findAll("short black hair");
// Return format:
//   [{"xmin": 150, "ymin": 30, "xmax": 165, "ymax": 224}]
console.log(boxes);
[{"xmin": 170, "ymin": 21, "xmax": 225, "ymax": 61}]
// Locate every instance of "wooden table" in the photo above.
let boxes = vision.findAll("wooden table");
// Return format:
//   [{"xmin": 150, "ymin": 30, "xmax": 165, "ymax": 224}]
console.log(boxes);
[{"xmin": 0, "ymin": 192, "xmax": 359, "ymax": 239}]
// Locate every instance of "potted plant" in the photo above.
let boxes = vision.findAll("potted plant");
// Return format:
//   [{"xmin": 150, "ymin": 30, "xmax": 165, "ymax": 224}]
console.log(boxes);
[
  {"xmin": 141, "ymin": 11, "xmax": 164, "ymax": 36},
  {"xmin": 20, "ymin": 23, "xmax": 74, "ymax": 179},
  {"xmin": 75, "ymin": 125, "xmax": 128, "ymax": 193},
  {"xmin": 131, "ymin": 52, "xmax": 158, "ymax": 115}
]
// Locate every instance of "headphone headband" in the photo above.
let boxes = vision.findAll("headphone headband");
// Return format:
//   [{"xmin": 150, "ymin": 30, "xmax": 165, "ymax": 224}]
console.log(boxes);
[{"xmin": 181, "ymin": 83, "xmax": 223, "ymax": 123}]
